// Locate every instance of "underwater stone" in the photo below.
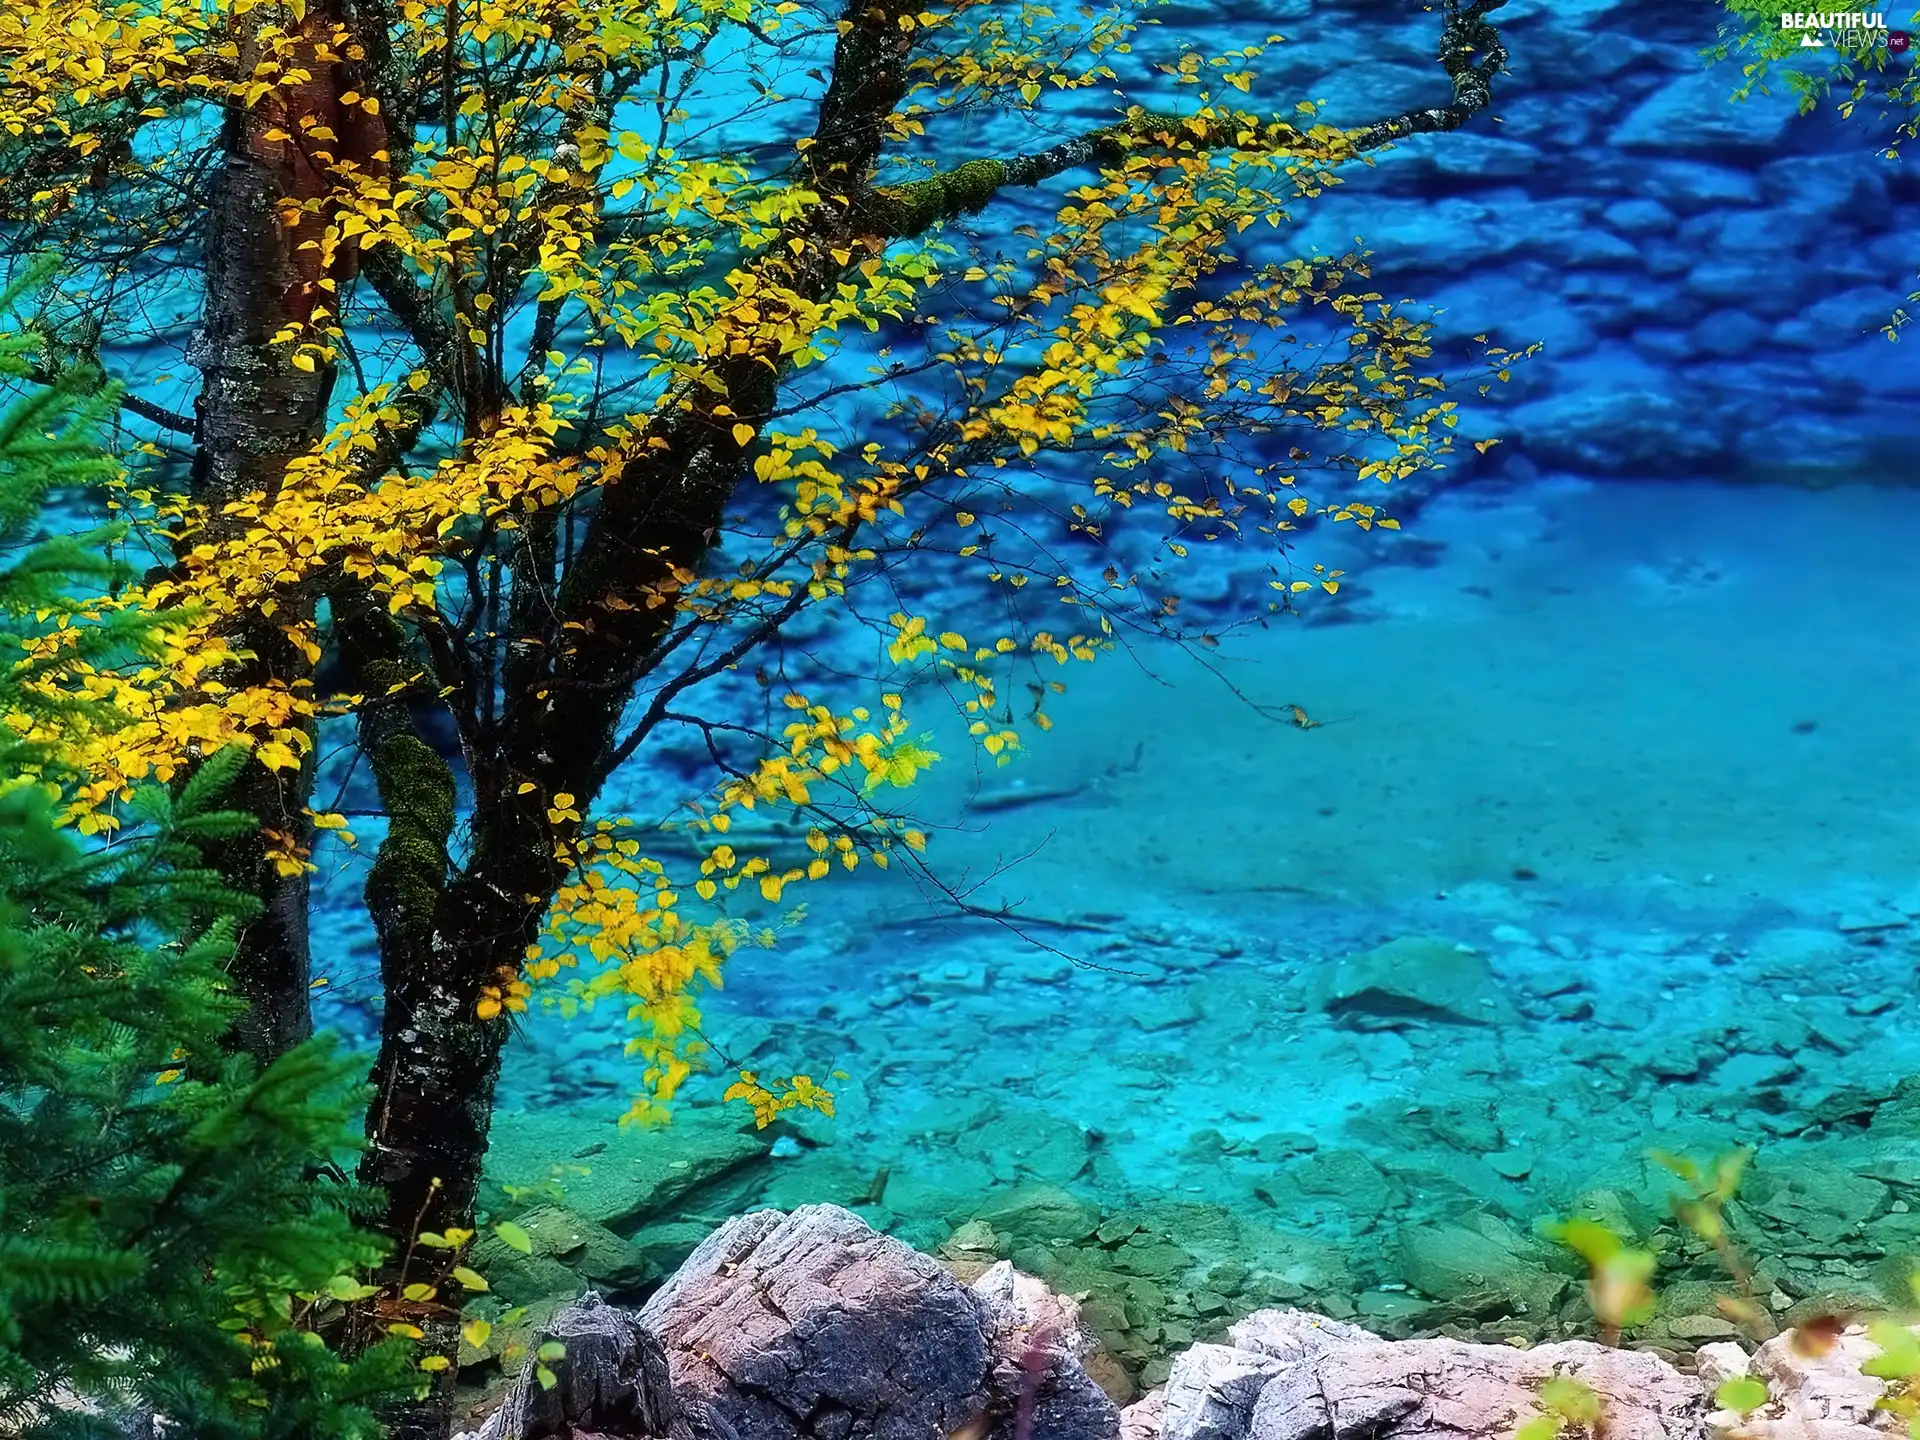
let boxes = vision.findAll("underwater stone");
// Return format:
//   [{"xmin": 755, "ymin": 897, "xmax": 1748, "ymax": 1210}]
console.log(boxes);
[
  {"xmin": 1484, "ymin": 1150, "xmax": 1534, "ymax": 1181},
  {"xmin": 967, "ymin": 1184, "xmax": 1103, "ymax": 1247},
  {"xmin": 1317, "ymin": 937, "xmax": 1514, "ymax": 1029},
  {"xmin": 483, "ymin": 1108, "xmax": 771, "ymax": 1236},
  {"xmin": 1396, "ymin": 1224, "xmax": 1567, "ymax": 1318},
  {"xmin": 1631, "ymin": 161, "xmax": 1764, "ymax": 214},
  {"xmin": 1610, "ymin": 70, "xmax": 1796, "ymax": 155},
  {"xmin": 1602, "ymin": 198, "xmax": 1677, "ymax": 236}
]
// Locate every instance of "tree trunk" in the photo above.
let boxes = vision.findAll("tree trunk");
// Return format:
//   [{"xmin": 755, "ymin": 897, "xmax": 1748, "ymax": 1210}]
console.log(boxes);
[
  {"xmin": 187, "ymin": 128, "xmax": 329, "ymax": 1061},
  {"xmin": 186, "ymin": 8, "xmax": 376, "ymax": 1060}
]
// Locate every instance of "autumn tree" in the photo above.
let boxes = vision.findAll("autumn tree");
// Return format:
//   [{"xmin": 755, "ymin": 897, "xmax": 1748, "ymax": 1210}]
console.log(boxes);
[{"xmin": 1, "ymin": 0, "xmax": 1515, "ymax": 1432}]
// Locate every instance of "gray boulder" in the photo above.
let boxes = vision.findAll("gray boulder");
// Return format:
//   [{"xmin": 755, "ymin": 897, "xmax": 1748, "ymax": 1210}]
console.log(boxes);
[
  {"xmin": 1127, "ymin": 1310, "xmax": 1708, "ymax": 1440},
  {"xmin": 1245, "ymin": 1337, "xmax": 1703, "ymax": 1440},
  {"xmin": 641, "ymin": 1204, "xmax": 1118, "ymax": 1440},
  {"xmin": 972, "ymin": 1261, "xmax": 1120, "ymax": 1440},
  {"xmin": 1159, "ymin": 1345, "xmax": 1287, "ymax": 1440},
  {"xmin": 466, "ymin": 1292, "xmax": 729, "ymax": 1440},
  {"xmin": 640, "ymin": 1205, "xmax": 989, "ymax": 1439}
]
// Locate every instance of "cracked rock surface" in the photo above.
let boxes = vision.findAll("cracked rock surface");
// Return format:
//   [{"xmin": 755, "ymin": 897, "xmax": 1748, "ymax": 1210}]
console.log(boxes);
[
  {"xmin": 1136, "ymin": 1309, "xmax": 1708, "ymax": 1440},
  {"xmin": 639, "ymin": 1204, "xmax": 996, "ymax": 1439}
]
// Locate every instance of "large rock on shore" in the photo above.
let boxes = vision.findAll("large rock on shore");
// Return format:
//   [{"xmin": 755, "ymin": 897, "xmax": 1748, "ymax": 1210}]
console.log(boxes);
[
  {"xmin": 640, "ymin": 1203, "xmax": 1118, "ymax": 1440},
  {"xmin": 1133, "ymin": 1309, "xmax": 1705, "ymax": 1440}
]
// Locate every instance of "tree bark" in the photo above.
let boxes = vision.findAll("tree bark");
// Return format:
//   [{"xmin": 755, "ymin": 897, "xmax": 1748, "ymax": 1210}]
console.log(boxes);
[
  {"xmin": 186, "ymin": 102, "xmax": 333, "ymax": 1063},
  {"xmin": 186, "ymin": 3, "xmax": 388, "ymax": 1061}
]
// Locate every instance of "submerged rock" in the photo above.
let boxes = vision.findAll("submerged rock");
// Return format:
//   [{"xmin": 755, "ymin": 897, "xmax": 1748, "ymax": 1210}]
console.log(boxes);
[
  {"xmin": 1395, "ymin": 1222, "xmax": 1568, "ymax": 1320},
  {"xmin": 1316, "ymin": 937, "xmax": 1515, "ymax": 1029},
  {"xmin": 482, "ymin": 1108, "xmax": 772, "ymax": 1235}
]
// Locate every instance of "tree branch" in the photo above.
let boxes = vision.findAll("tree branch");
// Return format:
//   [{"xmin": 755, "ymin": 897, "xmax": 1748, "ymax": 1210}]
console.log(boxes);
[{"xmin": 864, "ymin": 0, "xmax": 1509, "ymax": 240}]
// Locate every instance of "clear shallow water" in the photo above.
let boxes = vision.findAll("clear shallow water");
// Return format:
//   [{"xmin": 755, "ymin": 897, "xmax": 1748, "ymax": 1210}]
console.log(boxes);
[{"xmin": 469, "ymin": 476, "xmax": 1920, "ymax": 1374}]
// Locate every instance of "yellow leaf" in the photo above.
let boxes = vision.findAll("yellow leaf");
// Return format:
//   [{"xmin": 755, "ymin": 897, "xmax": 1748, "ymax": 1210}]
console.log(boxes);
[
  {"xmin": 463, "ymin": 1318, "xmax": 493, "ymax": 1349},
  {"xmin": 450, "ymin": 1266, "xmax": 489, "ymax": 1291},
  {"xmin": 732, "ymin": 423, "xmax": 756, "ymax": 447},
  {"xmin": 419, "ymin": 1355, "xmax": 451, "ymax": 1372},
  {"xmin": 256, "ymin": 740, "xmax": 299, "ymax": 771}
]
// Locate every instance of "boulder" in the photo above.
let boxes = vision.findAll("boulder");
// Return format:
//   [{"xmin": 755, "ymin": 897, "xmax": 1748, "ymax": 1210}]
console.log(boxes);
[
  {"xmin": 641, "ymin": 1204, "xmax": 1119, "ymax": 1440},
  {"xmin": 1245, "ymin": 1336, "xmax": 1704, "ymax": 1440},
  {"xmin": 1396, "ymin": 1223, "xmax": 1568, "ymax": 1320},
  {"xmin": 483, "ymin": 1109, "xmax": 770, "ymax": 1235},
  {"xmin": 1118, "ymin": 1310, "xmax": 1710, "ymax": 1440},
  {"xmin": 973, "ymin": 1261, "xmax": 1120, "ymax": 1440},
  {"xmin": 640, "ymin": 1205, "xmax": 991, "ymax": 1438},
  {"xmin": 1740, "ymin": 1324, "xmax": 1903, "ymax": 1437},
  {"xmin": 1121, "ymin": 1390, "xmax": 1167, "ymax": 1440},
  {"xmin": 1159, "ymin": 1344, "xmax": 1287, "ymax": 1440},
  {"xmin": 1227, "ymin": 1309, "xmax": 1379, "ymax": 1364},
  {"xmin": 465, "ymin": 1292, "xmax": 727, "ymax": 1440}
]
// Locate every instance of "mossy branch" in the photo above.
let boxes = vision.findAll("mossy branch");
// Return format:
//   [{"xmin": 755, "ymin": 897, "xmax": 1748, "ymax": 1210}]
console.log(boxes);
[{"xmin": 864, "ymin": 0, "xmax": 1509, "ymax": 240}]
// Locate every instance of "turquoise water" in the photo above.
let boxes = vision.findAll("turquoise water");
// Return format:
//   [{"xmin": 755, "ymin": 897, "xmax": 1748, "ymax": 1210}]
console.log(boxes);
[{"xmin": 472, "ymin": 478, "xmax": 1920, "ymax": 1358}]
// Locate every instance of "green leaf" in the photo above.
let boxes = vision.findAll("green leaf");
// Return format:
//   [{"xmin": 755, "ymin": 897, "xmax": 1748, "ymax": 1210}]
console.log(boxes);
[
  {"xmin": 1865, "ymin": 1320, "xmax": 1920, "ymax": 1380},
  {"xmin": 1540, "ymin": 1376, "xmax": 1600, "ymax": 1424},
  {"xmin": 535, "ymin": 1364, "xmax": 558, "ymax": 1391},
  {"xmin": 536, "ymin": 1340, "xmax": 566, "ymax": 1363},
  {"xmin": 1514, "ymin": 1417, "xmax": 1560, "ymax": 1440},
  {"xmin": 1716, "ymin": 1376, "xmax": 1768, "ymax": 1415},
  {"xmin": 450, "ymin": 1265, "xmax": 489, "ymax": 1292},
  {"xmin": 494, "ymin": 1220, "xmax": 533, "ymax": 1255},
  {"xmin": 325, "ymin": 1274, "xmax": 377, "ymax": 1302}
]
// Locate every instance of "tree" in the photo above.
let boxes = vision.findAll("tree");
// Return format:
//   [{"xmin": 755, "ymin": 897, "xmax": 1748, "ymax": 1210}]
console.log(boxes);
[
  {"xmin": 0, "ymin": 263, "xmax": 409, "ymax": 1438},
  {"xmin": 0, "ymin": 0, "xmax": 1517, "ymax": 1432}
]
